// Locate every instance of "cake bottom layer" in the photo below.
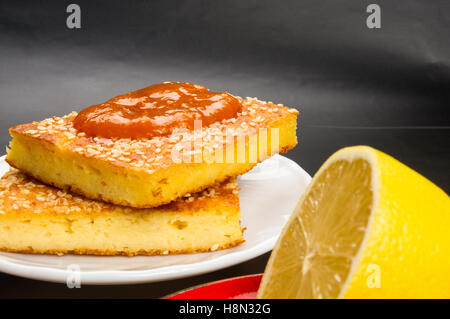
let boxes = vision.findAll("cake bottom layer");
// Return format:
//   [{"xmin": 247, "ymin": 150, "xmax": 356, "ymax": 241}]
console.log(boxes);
[{"xmin": 0, "ymin": 170, "xmax": 244, "ymax": 256}]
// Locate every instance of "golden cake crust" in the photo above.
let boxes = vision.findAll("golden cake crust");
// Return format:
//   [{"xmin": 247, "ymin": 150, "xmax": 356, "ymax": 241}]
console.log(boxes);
[
  {"xmin": 0, "ymin": 240, "xmax": 245, "ymax": 257},
  {"xmin": 0, "ymin": 169, "xmax": 239, "ymax": 216}
]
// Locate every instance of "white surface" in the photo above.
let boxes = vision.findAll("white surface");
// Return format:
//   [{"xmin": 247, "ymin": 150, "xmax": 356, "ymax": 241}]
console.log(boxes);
[{"xmin": 0, "ymin": 154, "xmax": 311, "ymax": 284}]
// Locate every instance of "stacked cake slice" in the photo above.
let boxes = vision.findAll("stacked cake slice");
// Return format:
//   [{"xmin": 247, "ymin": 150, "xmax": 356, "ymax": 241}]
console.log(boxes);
[{"xmin": 1, "ymin": 85, "xmax": 298, "ymax": 256}]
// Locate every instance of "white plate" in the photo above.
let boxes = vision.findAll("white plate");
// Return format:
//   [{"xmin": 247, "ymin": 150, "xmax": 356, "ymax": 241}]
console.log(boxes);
[{"xmin": 0, "ymin": 154, "xmax": 310, "ymax": 285}]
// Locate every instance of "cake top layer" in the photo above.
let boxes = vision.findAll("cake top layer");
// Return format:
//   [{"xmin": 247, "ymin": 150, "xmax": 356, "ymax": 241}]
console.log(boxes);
[
  {"xmin": 10, "ymin": 97, "xmax": 298, "ymax": 172},
  {"xmin": 0, "ymin": 169, "xmax": 239, "ymax": 216}
]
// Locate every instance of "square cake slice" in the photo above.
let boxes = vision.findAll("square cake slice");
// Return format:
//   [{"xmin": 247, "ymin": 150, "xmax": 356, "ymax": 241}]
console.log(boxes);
[
  {"xmin": 7, "ymin": 86, "xmax": 298, "ymax": 208},
  {"xmin": 0, "ymin": 170, "xmax": 243, "ymax": 256}
]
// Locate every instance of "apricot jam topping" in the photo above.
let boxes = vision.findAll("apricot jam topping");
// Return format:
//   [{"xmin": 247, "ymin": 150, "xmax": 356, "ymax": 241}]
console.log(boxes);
[{"xmin": 73, "ymin": 82, "xmax": 243, "ymax": 139}]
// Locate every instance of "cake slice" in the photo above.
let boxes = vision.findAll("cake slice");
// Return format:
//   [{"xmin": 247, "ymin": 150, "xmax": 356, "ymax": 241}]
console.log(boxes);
[
  {"xmin": 0, "ymin": 169, "xmax": 243, "ymax": 256},
  {"xmin": 6, "ymin": 84, "xmax": 298, "ymax": 208}
]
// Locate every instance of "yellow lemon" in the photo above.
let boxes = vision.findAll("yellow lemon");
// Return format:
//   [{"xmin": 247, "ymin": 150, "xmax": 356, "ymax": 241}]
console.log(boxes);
[{"xmin": 257, "ymin": 146, "xmax": 450, "ymax": 299}]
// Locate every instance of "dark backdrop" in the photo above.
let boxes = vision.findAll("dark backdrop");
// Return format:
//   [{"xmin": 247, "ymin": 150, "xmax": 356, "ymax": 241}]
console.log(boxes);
[{"xmin": 0, "ymin": 0, "xmax": 449, "ymax": 298}]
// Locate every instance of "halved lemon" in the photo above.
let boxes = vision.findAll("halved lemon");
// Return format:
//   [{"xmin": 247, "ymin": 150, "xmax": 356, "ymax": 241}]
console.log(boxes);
[{"xmin": 257, "ymin": 146, "xmax": 450, "ymax": 299}]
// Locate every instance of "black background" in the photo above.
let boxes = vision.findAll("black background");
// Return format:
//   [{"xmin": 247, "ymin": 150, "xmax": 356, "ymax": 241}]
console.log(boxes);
[{"xmin": 0, "ymin": 0, "xmax": 449, "ymax": 298}]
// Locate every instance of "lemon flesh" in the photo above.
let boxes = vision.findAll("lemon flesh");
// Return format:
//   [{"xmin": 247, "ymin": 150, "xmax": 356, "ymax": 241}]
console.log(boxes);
[{"xmin": 258, "ymin": 146, "xmax": 450, "ymax": 299}]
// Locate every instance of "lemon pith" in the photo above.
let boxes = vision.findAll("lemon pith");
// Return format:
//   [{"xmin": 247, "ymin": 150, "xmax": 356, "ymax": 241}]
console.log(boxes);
[{"xmin": 258, "ymin": 146, "xmax": 450, "ymax": 299}]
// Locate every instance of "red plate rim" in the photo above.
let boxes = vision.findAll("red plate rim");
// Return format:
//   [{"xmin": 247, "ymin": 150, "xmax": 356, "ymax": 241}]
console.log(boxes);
[{"xmin": 166, "ymin": 273, "xmax": 263, "ymax": 299}]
